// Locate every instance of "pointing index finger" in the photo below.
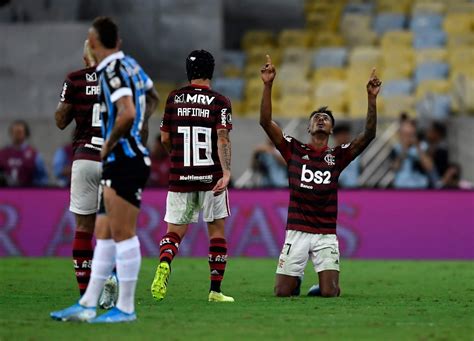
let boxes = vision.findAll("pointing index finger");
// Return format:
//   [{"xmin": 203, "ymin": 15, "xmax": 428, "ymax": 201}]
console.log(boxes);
[
  {"xmin": 370, "ymin": 67, "xmax": 377, "ymax": 79},
  {"xmin": 266, "ymin": 54, "xmax": 272, "ymax": 66}
]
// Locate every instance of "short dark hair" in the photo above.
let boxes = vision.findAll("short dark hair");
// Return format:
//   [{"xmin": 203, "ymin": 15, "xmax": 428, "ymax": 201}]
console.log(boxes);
[
  {"xmin": 186, "ymin": 50, "xmax": 215, "ymax": 82},
  {"xmin": 431, "ymin": 121, "xmax": 447, "ymax": 138},
  {"xmin": 9, "ymin": 120, "xmax": 30, "ymax": 138},
  {"xmin": 333, "ymin": 123, "xmax": 351, "ymax": 136},
  {"xmin": 309, "ymin": 106, "xmax": 335, "ymax": 127},
  {"xmin": 92, "ymin": 16, "xmax": 119, "ymax": 49}
]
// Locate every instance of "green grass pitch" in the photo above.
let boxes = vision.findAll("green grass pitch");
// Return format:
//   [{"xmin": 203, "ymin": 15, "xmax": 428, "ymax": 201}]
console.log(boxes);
[{"xmin": 0, "ymin": 258, "xmax": 473, "ymax": 340}]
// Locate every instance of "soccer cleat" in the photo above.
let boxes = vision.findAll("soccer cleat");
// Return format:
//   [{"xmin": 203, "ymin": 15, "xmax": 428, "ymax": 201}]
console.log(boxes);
[
  {"xmin": 291, "ymin": 277, "xmax": 302, "ymax": 296},
  {"xmin": 99, "ymin": 273, "xmax": 118, "ymax": 310},
  {"xmin": 50, "ymin": 303, "xmax": 96, "ymax": 322},
  {"xmin": 307, "ymin": 284, "xmax": 321, "ymax": 297},
  {"xmin": 208, "ymin": 291, "xmax": 235, "ymax": 302},
  {"xmin": 151, "ymin": 262, "xmax": 171, "ymax": 301},
  {"xmin": 89, "ymin": 307, "xmax": 136, "ymax": 324}
]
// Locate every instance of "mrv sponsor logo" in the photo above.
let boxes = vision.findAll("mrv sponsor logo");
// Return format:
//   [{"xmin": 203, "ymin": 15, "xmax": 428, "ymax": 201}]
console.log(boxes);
[{"xmin": 174, "ymin": 93, "xmax": 215, "ymax": 105}]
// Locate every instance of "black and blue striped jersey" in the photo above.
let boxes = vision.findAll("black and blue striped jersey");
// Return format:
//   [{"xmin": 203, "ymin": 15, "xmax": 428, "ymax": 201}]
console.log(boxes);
[{"xmin": 96, "ymin": 51, "xmax": 154, "ymax": 164}]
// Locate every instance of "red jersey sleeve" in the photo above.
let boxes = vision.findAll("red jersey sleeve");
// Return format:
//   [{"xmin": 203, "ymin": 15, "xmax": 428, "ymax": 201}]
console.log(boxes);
[
  {"xmin": 160, "ymin": 91, "xmax": 175, "ymax": 133},
  {"xmin": 215, "ymin": 96, "xmax": 232, "ymax": 131},
  {"xmin": 60, "ymin": 76, "xmax": 75, "ymax": 104},
  {"xmin": 275, "ymin": 134, "xmax": 294, "ymax": 164},
  {"xmin": 335, "ymin": 143, "xmax": 356, "ymax": 171}
]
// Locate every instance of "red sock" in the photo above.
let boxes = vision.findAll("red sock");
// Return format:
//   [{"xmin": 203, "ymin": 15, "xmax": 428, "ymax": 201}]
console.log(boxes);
[
  {"xmin": 209, "ymin": 238, "xmax": 227, "ymax": 293},
  {"xmin": 72, "ymin": 231, "xmax": 93, "ymax": 295},
  {"xmin": 159, "ymin": 232, "xmax": 181, "ymax": 265}
]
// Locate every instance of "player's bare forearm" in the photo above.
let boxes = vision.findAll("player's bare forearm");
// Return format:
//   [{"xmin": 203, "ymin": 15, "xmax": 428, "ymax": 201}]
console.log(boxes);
[
  {"xmin": 260, "ymin": 83, "xmax": 284, "ymax": 146},
  {"xmin": 161, "ymin": 132, "xmax": 172, "ymax": 154},
  {"xmin": 217, "ymin": 129, "xmax": 231, "ymax": 178},
  {"xmin": 106, "ymin": 97, "xmax": 135, "ymax": 150},
  {"xmin": 55, "ymin": 102, "xmax": 74, "ymax": 130},
  {"xmin": 349, "ymin": 69, "xmax": 381, "ymax": 158},
  {"xmin": 350, "ymin": 95, "xmax": 377, "ymax": 158},
  {"xmin": 140, "ymin": 88, "xmax": 160, "ymax": 144}
]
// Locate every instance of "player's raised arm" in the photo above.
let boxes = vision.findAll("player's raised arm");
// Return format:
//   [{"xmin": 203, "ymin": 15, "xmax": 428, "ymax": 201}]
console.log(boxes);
[
  {"xmin": 348, "ymin": 68, "xmax": 381, "ymax": 158},
  {"xmin": 212, "ymin": 128, "xmax": 232, "ymax": 194},
  {"xmin": 101, "ymin": 95, "xmax": 136, "ymax": 159},
  {"xmin": 260, "ymin": 55, "xmax": 284, "ymax": 146}
]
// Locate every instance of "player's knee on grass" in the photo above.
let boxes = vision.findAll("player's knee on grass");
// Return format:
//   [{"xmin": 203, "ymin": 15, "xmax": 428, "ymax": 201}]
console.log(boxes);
[
  {"xmin": 319, "ymin": 284, "xmax": 339, "ymax": 297},
  {"xmin": 274, "ymin": 285, "xmax": 293, "ymax": 297}
]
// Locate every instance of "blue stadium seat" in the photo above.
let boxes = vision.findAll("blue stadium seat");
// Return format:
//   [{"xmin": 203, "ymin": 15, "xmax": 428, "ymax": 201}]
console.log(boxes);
[
  {"xmin": 374, "ymin": 13, "xmax": 406, "ymax": 36},
  {"xmin": 313, "ymin": 47, "xmax": 348, "ymax": 69},
  {"xmin": 381, "ymin": 79, "xmax": 414, "ymax": 97},
  {"xmin": 414, "ymin": 62, "xmax": 449, "ymax": 85},
  {"xmin": 344, "ymin": 2, "xmax": 374, "ymax": 14},
  {"xmin": 410, "ymin": 13, "xmax": 443, "ymax": 32},
  {"xmin": 416, "ymin": 94, "xmax": 451, "ymax": 121},
  {"xmin": 413, "ymin": 30, "xmax": 446, "ymax": 49},
  {"xmin": 213, "ymin": 77, "xmax": 245, "ymax": 100}
]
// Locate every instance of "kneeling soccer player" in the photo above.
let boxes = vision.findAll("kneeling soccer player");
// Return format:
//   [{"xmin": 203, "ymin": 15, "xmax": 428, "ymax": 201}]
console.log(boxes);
[{"xmin": 259, "ymin": 55, "xmax": 381, "ymax": 297}]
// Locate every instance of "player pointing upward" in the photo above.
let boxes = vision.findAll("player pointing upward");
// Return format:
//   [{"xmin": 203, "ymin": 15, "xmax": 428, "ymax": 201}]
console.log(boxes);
[{"xmin": 260, "ymin": 55, "xmax": 381, "ymax": 297}]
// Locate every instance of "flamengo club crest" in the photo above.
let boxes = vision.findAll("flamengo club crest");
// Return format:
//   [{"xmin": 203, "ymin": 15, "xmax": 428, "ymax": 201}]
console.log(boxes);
[{"xmin": 324, "ymin": 153, "xmax": 335, "ymax": 166}]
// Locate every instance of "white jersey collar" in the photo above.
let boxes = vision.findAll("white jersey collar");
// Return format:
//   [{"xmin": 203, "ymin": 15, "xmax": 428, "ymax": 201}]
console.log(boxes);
[{"xmin": 96, "ymin": 51, "xmax": 125, "ymax": 72}]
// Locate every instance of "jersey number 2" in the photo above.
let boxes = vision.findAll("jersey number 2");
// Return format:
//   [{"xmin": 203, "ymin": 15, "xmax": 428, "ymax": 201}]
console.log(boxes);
[{"xmin": 177, "ymin": 126, "xmax": 214, "ymax": 167}]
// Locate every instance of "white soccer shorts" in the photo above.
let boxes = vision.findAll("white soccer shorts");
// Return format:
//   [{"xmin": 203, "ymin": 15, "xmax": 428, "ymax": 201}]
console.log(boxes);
[
  {"xmin": 164, "ymin": 189, "xmax": 231, "ymax": 225},
  {"xmin": 276, "ymin": 230, "xmax": 340, "ymax": 277},
  {"xmin": 69, "ymin": 159, "xmax": 102, "ymax": 215}
]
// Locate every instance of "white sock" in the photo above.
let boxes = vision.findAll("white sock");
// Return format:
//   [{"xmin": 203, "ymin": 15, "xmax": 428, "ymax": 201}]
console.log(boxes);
[
  {"xmin": 79, "ymin": 239, "xmax": 115, "ymax": 308},
  {"xmin": 115, "ymin": 236, "xmax": 141, "ymax": 314}
]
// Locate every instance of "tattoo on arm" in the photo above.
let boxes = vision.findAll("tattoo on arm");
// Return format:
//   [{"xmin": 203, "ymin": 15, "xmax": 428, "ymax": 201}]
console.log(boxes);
[
  {"xmin": 217, "ymin": 129, "xmax": 231, "ymax": 172},
  {"xmin": 55, "ymin": 102, "xmax": 74, "ymax": 130},
  {"xmin": 350, "ymin": 97, "xmax": 377, "ymax": 158}
]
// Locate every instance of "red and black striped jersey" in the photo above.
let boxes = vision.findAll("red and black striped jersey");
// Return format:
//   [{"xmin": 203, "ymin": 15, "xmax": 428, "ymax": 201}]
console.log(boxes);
[
  {"xmin": 276, "ymin": 135, "xmax": 355, "ymax": 235},
  {"xmin": 60, "ymin": 67, "xmax": 102, "ymax": 162},
  {"xmin": 160, "ymin": 84, "xmax": 232, "ymax": 192}
]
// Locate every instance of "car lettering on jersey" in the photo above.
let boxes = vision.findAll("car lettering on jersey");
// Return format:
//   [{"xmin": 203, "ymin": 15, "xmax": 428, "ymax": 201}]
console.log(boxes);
[
  {"xmin": 221, "ymin": 108, "xmax": 228, "ymax": 126},
  {"xmin": 177, "ymin": 107, "xmax": 210, "ymax": 118},
  {"xmin": 324, "ymin": 154, "xmax": 335, "ymax": 166},
  {"xmin": 300, "ymin": 164, "xmax": 332, "ymax": 185},
  {"xmin": 86, "ymin": 72, "xmax": 97, "ymax": 82},
  {"xmin": 174, "ymin": 93, "xmax": 215, "ymax": 105},
  {"xmin": 60, "ymin": 82, "xmax": 68, "ymax": 102},
  {"xmin": 86, "ymin": 85, "xmax": 100, "ymax": 95}
]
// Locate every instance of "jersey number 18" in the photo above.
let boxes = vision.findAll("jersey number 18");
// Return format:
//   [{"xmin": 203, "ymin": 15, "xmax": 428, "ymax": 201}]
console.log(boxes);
[{"xmin": 178, "ymin": 126, "xmax": 214, "ymax": 167}]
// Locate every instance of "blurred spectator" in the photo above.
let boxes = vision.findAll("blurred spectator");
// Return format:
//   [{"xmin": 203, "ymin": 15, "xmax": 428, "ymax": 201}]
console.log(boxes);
[
  {"xmin": 147, "ymin": 134, "xmax": 170, "ymax": 188},
  {"xmin": 389, "ymin": 115, "xmax": 435, "ymax": 189},
  {"xmin": 332, "ymin": 123, "xmax": 360, "ymax": 188},
  {"xmin": 52, "ymin": 142, "xmax": 73, "ymax": 187},
  {"xmin": 437, "ymin": 163, "xmax": 473, "ymax": 189},
  {"xmin": 425, "ymin": 121, "xmax": 449, "ymax": 177},
  {"xmin": 251, "ymin": 139, "xmax": 288, "ymax": 188},
  {"xmin": 0, "ymin": 120, "xmax": 48, "ymax": 187}
]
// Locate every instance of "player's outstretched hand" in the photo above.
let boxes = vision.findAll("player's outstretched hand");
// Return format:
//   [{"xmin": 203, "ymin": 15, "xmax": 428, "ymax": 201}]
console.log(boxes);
[
  {"xmin": 212, "ymin": 175, "xmax": 230, "ymax": 195},
  {"xmin": 261, "ymin": 55, "xmax": 276, "ymax": 85},
  {"xmin": 367, "ymin": 68, "xmax": 382, "ymax": 97}
]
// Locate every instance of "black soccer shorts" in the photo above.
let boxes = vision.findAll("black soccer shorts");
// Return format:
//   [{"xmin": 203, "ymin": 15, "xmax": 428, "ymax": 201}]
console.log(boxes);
[{"xmin": 101, "ymin": 156, "xmax": 150, "ymax": 208}]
